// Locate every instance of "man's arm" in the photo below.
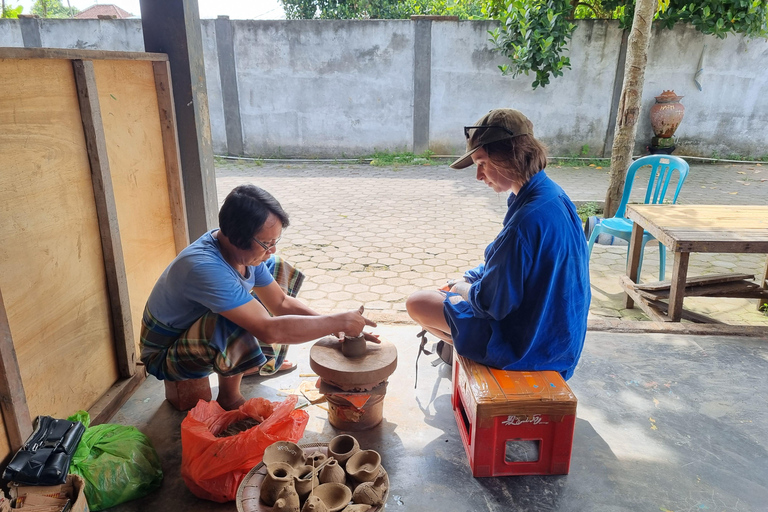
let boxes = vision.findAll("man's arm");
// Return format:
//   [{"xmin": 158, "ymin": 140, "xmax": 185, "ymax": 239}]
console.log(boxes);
[
  {"xmin": 253, "ymin": 280, "xmax": 318, "ymax": 317},
  {"xmin": 220, "ymin": 297, "xmax": 374, "ymax": 345}
]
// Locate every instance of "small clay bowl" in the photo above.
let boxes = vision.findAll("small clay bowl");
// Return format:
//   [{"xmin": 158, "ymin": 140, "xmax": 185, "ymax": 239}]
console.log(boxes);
[
  {"xmin": 345, "ymin": 449, "xmax": 381, "ymax": 483},
  {"xmin": 328, "ymin": 434, "xmax": 360, "ymax": 468},
  {"xmin": 313, "ymin": 482, "xmax": 352, "ymax": 512},
  {"xmin": 263, "ymin": 440, "xmax": 305, "ymax": 468}
]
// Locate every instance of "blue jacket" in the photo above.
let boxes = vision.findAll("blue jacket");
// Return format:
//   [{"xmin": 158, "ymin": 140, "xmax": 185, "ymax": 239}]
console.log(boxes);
[{"xmin": 444, "ymin": 171, "xmax": 591, "ymax": 380}]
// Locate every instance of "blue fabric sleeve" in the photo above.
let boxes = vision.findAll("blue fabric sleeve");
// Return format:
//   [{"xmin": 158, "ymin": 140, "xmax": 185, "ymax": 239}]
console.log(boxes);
[
  {"xmin": 463, "ymin": 263, "xmax": 485, "ymax": 283},
  {"xmin": 251, "ymin": 262, "xmax": 274, "ymax": 288},
  {"xmin": 466, "ymin": 229, "xmax": 530, "ymax": 321},
  {"xmin": 185, "ymin": 263, "xmax": 254, "ymax": 313}
]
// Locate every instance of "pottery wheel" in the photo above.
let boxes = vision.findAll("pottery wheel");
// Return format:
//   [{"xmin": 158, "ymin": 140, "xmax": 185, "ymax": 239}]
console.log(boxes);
[{"xmin": 309, "ymin": 336, "xmax": 397, "ymax": 391}]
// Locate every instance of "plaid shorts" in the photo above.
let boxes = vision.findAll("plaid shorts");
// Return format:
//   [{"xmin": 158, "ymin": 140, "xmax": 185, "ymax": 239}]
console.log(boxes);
[{"xmin": 140, "ymin": 255, "xmax": 305, "ymax": 381}]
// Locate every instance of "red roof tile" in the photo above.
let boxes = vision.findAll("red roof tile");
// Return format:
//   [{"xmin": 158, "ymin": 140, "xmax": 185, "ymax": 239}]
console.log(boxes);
[{"xmin": 75, "ymin": 4, "xmax": 134, "ymax": 19}]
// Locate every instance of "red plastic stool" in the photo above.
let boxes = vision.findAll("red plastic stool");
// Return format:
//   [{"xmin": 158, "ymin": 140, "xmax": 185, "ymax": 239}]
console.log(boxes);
[
  {"xmin": 164, "ymin": 377, "xmax": 212, "ymax": 411},
  {"xmin": 452, "ymin": 354, "xmax": 577, "ymax": 477}
]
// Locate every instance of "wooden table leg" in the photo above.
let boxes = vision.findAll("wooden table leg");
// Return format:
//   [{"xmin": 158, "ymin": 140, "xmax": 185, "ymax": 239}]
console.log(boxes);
[
  {"xmin": 667, "ymin": 251, "xmax": 690, "ymax": 321},
  {"xmin": 758, "ymin": 255, "xmax": 768, "ymax": 311},
  {"xmin": 623, "ymin": 223, "xmax": 645, "ymax": 309}
]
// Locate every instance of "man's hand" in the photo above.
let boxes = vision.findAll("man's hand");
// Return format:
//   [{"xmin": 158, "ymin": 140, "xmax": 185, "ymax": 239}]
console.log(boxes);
[{"xmin": 336, "ymin": 306, "xmax": 380, "ymax": 343}]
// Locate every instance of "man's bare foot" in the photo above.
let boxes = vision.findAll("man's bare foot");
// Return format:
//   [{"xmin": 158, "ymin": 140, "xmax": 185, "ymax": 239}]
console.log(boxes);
[{"xmin": 218, "ymin": 395, "xmax": 246, "ymax": 411}]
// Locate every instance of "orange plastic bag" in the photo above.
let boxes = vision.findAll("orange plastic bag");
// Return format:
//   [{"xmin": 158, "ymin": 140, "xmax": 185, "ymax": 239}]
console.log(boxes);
[{"xmin": 181, "ymin": 395, "xmax": 309, "ymax": 502}]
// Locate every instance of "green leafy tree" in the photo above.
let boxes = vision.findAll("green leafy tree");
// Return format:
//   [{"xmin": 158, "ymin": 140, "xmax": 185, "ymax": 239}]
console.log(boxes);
[
  {"xmin": 31, "ymin": 0, "xmax": 78, "ymax": 18},
  {"xmin": 489, "ymin": 0, "xmax": 768, "ymax": 90},
  {"xmin": 1, "ymin": 1, "xmax": 24, "ymax": 18},
  {"xmin": 280, "ymin": 0, "xmax": 484, "ymax": 20}
]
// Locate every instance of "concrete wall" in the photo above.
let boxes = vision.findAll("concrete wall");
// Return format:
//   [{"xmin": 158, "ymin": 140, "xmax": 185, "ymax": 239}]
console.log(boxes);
[{"xmin": 2, "ymin": 17, "xmax": 767, "ymax": 158}]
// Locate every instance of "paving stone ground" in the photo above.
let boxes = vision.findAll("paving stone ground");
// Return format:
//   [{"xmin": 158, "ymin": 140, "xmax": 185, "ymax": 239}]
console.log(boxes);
[{"xmin": 215, "ymin": 158, "xmax": 768, "ymax": 327}]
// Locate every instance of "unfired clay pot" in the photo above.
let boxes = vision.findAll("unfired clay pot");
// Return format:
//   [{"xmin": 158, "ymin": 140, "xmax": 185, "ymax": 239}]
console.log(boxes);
[
  {"xmin": 263, "ymin": 441, "xmax": 305, "ymax": 468},
  {"xmin": 273, "ymin": 487, "xmax": 301, "ymax": 512},
  {"xmin": 260, "ymin": 462, "xmax": 296, "ymax": 506},
  {"xmin": 341, "ymin": 504, "xmax": 372, "ymax": 512},
  {"xmin": 328, "ymin": 434, "xmax": 360, "ymax": 468},
  {"xmin": 301, "ymin": 495, "xmax": 329, "ymax": 512},
  {"xmin": 345, "ymin": 450, "xmax": 381, "ymax": 483},
  {"xmin": 650, "ymin": 90, "xmax": 685, "ymax": 138},
  {"xmin": 305, "ymin": 451, "xmax": 328, "ymax": 467},
  {"xmin": 318, "ymin": 459, "xmax": 346, "ymax": 484},
  {"xmin": 293, "ymin": 465, "xmax": 320, "ymax": 502},
  {"xmin": 313, "ymin": 483, "xmax": 352, "ymax": 512},
  {"xmin": 341, "ymin": 334, "xmax": 367, "ymax": 357},
  {"xmin": 351, "ymin": 471, "xmax": 387, "ymax": 507}
]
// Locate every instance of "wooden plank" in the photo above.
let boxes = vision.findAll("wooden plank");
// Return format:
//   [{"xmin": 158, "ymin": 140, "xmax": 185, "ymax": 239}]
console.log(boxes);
[
  {"xmin": 759, "ymin": 256, "xmax": 768, "ymax": 311},
  {"xmin": 635, "ymin": 273, "xmax": 755, "ymax": 292},
  {"xmin": 88, "ymin": 366, "xmax": 147, "ymax": 426},
  {"xmin": 153, "ymin": 60, "xmax": 190, "ymax": 254},
  {"xmin": 642, "ymin": 281, "xmax": 767, "ymax": 300},
  {"xmin": 0, "ymin": 288, "xmax": 33, "ymax": 453},
  {"xmin": 0, "ymin": 47, "xmax": 168, "ymax": 62},
  {"xmin": 0, "ymin": 58, "xmax": 119, "ymax": 429},
  {"xmin": 73, "ymin": 60, "xmax": 135, "ymax": 379},
  {"xmin": 588, "ymin": 318, "xmax": 768, "ymax": 337},
  {"xmin": 628, "ymin": 205, "xmax": 768, "ymax": 230},
  {"xmin": 623, "ymin": 223, "xmax": 645, "ymax": 309},
  {"xmin": 668, "ymin": 252, "xmax": 690, "ymax": 321},
  {"xmin": 620, "ymin": 275, "xmax": 670, "ymax": 322},
  {"xmin": 92, "ymin": 59, "xmax": 181, "ymax": 359}
]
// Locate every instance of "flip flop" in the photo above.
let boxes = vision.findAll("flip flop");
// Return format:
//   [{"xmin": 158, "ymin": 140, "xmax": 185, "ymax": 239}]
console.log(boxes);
[{"xmin": 242, "ymin": 359, "xmax": 297, "ymax": 377}]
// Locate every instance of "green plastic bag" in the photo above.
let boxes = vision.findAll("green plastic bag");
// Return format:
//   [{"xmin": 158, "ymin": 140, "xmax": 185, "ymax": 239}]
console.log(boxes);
[{"xmin": 67, "ymin": 411, "xmax": 163, "ymax": 511}]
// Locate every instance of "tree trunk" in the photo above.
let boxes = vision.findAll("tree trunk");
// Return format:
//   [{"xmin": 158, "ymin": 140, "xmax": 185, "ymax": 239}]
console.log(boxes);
[{"xmin": 604, "ymin": 0, "xmax": 658, "ymax": 218}]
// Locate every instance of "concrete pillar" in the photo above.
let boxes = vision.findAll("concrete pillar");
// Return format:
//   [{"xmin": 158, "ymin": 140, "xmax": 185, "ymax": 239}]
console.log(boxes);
[
  {"xmin": 215, "ymin": 16, "xmax": 244, "ymax": 157},
  {"xmin": 140, "ymin": 0, "xmax": 218, "ymax": 240},
  {"xmin": 17, "ymin": 15, "xmax": 41, "ymax": 48},
  {"xmin": 411, "ymin": 16, "xmax": 432, "ymax": 155}
]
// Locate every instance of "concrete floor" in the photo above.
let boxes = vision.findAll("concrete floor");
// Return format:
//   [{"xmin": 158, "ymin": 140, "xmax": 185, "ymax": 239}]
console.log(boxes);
[{"xmin": 109, "ymin": 325, "xmax": 768, "ymax": 512}]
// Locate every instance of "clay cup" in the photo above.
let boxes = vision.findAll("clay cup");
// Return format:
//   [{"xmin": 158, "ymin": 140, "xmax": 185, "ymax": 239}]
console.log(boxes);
[
  {"xmin": 328, "ymin": 434, "xmax": 360, "ymax": 468},
  {"xmin": 345, "ymin": 450, "xmax": 381, "ymax": 483},
  {"xmin": 313, "ymin": 482, "xmax": 352, "ymax": 512}
]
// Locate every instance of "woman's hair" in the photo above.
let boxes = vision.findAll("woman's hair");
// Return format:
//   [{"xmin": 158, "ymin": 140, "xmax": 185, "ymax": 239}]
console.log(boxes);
[
  {"xmin": 219, "ymin": 185, "xmax": 290, "ymax": 250},
  {"xmin": 484, "ymin": 134, "xmax": 548, "ymax": 184}
]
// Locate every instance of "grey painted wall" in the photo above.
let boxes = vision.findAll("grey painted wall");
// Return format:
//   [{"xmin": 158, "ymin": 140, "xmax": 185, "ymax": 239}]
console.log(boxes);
[{"xmin": 2, "ymin": 18, "xmax": 766, "ymax": 158}]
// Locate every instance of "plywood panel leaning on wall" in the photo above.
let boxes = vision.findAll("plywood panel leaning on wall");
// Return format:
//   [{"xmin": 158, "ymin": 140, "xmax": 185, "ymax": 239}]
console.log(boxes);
[
  {"xmin": 93, "ymin": 59, "xmax": 183, "ymax": 358},
  {"xmin": 0, "ymin": 48, "xmax": 188, "ymax": 461},
  {"xmin": 0, "ymin": 58, "xmax": 119, "ymax": 452}
]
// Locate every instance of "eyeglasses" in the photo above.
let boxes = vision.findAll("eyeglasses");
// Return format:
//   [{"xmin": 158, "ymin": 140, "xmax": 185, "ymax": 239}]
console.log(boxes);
[
  {"xmin": 252, "ymin": 235, "xmax": 281, "ymax": 251},
  {"xmin": 464, "ymin": 124, "xmax": 517, "ymax": 140}
]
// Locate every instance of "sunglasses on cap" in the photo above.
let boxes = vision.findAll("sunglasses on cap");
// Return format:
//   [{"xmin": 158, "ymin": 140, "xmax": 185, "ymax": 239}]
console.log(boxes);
[{"xmin": 463, "ymin": 124, "xmax": 518, "ymax": 141}]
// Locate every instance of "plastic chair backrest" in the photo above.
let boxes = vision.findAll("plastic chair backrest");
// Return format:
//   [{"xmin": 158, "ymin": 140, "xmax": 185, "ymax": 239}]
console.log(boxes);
[{"xmin": 614, "ymin": 155, "xmax": 690, "ymax": 219}]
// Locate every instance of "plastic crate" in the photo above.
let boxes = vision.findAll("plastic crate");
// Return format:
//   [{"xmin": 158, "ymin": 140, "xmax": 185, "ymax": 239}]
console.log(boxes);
[{"xmin": 452, "ymin": 354, "xmax": 577, "ymax": 477}]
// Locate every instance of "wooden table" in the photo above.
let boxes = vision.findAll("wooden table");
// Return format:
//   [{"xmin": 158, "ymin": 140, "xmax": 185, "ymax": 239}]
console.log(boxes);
[{"xmin": 622, "ymin": 205, "xmax": 768, "ymax": 322}]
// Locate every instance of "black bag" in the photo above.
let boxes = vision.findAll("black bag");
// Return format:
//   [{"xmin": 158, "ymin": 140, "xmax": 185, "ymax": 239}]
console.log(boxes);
[
  {"xmin": 2, "ymin": 416, "xmax": 85, "ymax": 485},
  {"xmin": 415, "ymin": 330, "xmax": 454, "ymax": 388}
]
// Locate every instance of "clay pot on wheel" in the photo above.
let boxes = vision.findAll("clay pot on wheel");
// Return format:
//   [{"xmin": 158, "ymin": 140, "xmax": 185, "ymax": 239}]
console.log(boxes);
[
  {"xmin": 313, "ymin": 482, "xmax": 352, "ymax": 512},
  {"xmin": 328, "ymin": 434, "xmax": 360, "ymax": 468},
  {"xmin": 345, "ymin": 450, "xmax": 381, "ymax": 483},
  {"xmin": 650, "ymin": 90, "xmax": 685, "ymax": 139},
  {"xmin": 318, "ymin": 459, "xmax": 346, "ymax": 484},
  {"xmin": 341, "ymin": 334, "xmax": 367, "ymax": 357},
  {"xmin": 260, "ymin": 462, "xmax": 296, "ymax": 506},
  {"xmin": 293, "ymin": 465, "xmax": 320, "ymax": 502}
]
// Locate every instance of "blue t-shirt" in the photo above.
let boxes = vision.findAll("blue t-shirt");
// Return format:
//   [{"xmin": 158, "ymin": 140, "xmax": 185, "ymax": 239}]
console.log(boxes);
[
  {"xmin": 444, "ymin": 171, "xmax": 591, "ymax": 380},
  {"xmin": 146, "ymin": 229, "xmax": 274, "ymax": 329}
]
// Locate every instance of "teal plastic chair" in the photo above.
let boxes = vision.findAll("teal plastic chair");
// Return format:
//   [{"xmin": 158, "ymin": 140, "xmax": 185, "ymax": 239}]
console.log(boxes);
[{"xmin": 587, "ymin": 155, "xmax": 690, "ymax": 281}]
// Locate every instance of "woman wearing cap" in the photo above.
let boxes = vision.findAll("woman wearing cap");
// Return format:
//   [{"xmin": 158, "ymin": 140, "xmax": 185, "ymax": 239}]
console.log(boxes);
[{"xmin": 406, "ymin": 109, "xmax": 590, "ymax": 380}]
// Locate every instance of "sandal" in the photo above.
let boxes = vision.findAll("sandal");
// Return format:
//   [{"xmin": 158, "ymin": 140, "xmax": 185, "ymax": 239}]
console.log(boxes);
[{"xmin": 243, "ymin": 359, "xmax": 297, "ymax": 377}]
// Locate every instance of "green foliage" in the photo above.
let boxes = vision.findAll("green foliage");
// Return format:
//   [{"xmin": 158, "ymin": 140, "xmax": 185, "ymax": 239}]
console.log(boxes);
[
  {"xmin": 576, "ymin": 201, "xmax": 602, "ymax": 222},
  {"xmin": 760, "ymin": 303, "xmax": 768, "ymax": 316},
  {"xmin": 32, "ymin": 0, "xmax": 78, "ymax": 18},
  {"xmin": 1, "ymin": 3, "xmax": 23, "ymax": 18},
  {"xmin": 281, "ymin": 0, "xmax": 484, "ymax": 20},
  {"xmin": 489, "ymin": 0, "xmax": 767, "ymax": 89},
  {"xmin": 368, "ymin": 149, "xmax": 436, "ymax": 166},
  {"xmin": 487, "ymin": 0, "xmax": 576, "ymax": 88}
]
